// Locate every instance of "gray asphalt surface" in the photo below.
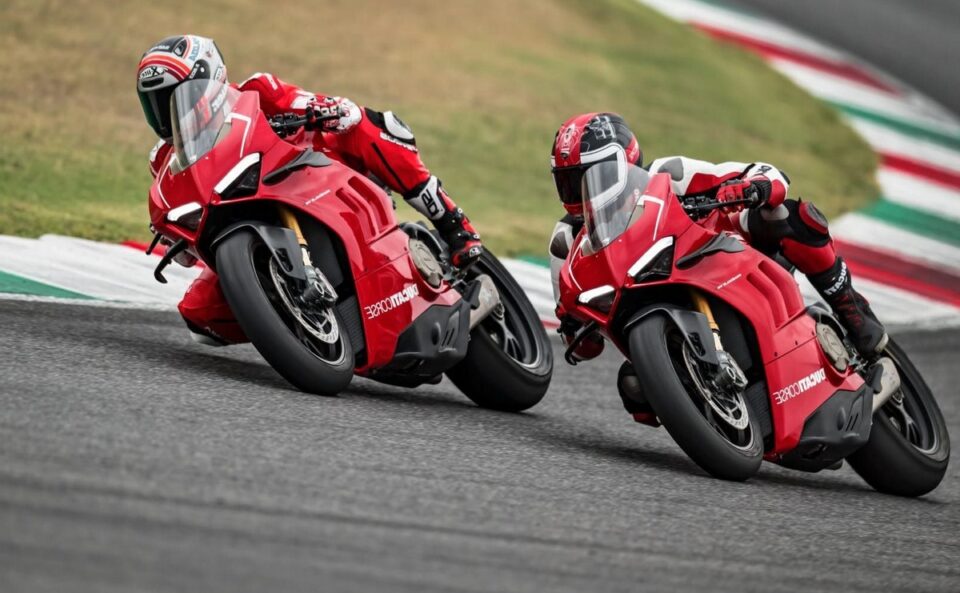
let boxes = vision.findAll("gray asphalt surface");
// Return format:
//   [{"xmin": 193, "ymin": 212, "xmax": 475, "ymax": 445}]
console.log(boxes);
[
  {"xmin": 0, "ymin": 299, "xmax": 957, "ymax": 592},
  {"xmin": 723, "ymin": 0, "xmax": 960, "ymax": 115}
]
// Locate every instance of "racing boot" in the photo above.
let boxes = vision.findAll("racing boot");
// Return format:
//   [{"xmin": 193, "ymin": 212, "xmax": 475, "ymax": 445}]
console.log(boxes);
[
  {"xmin": 404, "ymin": 176, "xmax": 482, "ymax": 269},
  {"xmin": 809, "ymin": 257, "xmax": 888, "ymax": 356},
  {"xmin": 435, "ymin": 207, "xmax": 483, "ymax": 269}
]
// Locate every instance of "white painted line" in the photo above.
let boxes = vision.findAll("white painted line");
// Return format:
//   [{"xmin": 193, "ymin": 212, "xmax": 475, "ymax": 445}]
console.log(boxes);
[
  {"xmin": 0, "ymin": 292, "xmax": 177, "ymax": 311},
  {"xmin": 877, "ymin": 169, "xmax": 960, "ymax": 222},
  {"xmin": 768, "ymin": 59, "xmax": 960, "ymax": 132},
  {"xmin": 0, "ymin": 235, "xmax": 197, "ymax": 304},
  {"xmin": 849, "ymin": 118, "xmax": 960, "ymax": 174}
]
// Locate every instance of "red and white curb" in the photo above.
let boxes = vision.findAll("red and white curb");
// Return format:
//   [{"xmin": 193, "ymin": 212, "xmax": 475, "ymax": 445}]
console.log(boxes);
[
  {"xmin": 0, "ymin": 234, "xmax": 560, "ymax": 327},
  {"xmin": 638, "ymin": 0, "xmax": 960, "ymax": 325}
]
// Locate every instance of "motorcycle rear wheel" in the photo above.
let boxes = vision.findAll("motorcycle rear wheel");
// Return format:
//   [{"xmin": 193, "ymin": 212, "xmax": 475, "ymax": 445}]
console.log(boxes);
[
  {"xmin": 446, "ymin": 250, "xmax": 552, "ymax": 412},
  {"xmin": 847, "ymin": 338, "xmax": 949, "ymax": 497},
  {"xmin": 629, "ymin": 314, "xmax": 762, "ymax": 480},
  {"xmin": 216, "ymin": 229, "xmax": 354, "ymax": 395}
]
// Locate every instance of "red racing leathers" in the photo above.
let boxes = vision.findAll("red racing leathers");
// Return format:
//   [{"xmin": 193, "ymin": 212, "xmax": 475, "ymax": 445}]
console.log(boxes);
[{"xmin": 149, "ymin": 73, "xmax": 480, "ymax": 344}]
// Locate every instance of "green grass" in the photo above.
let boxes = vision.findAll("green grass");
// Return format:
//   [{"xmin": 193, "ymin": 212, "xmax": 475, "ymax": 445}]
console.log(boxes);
[{"xmin": 0, "ymin": 0, "xmax": 878, "ymax": 256}]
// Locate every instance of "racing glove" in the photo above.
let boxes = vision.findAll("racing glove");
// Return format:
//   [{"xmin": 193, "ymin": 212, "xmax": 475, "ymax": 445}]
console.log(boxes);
[
  {"xmin": 305, "ymin": 97, "xmax": 360, "ymax": 133},
  {"xmin": 715, "ymin": 176, "xmax": 772, "ymax": 212}
]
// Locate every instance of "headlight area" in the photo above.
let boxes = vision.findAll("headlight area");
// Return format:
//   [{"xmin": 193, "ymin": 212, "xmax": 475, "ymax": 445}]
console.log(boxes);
[
  {"xmin": 628, "ymin": 236, "xmax": 674, "ymax": 283},
  {"xmin": 166, "ymin": 201, "xmax": 204, "ymax": 231},
  {"xmin": 578, "ymin": 285, "xmax": 616, "ymax": 313}
]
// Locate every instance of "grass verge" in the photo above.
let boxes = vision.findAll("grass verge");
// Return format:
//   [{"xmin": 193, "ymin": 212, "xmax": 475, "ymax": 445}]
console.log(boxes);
[{"xmin": 0, "ymin": 0, "xmax": 878, "ymax": 256}]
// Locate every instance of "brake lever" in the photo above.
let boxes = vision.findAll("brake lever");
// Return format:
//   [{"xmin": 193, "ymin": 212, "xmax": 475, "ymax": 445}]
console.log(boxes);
[{"xmin": 563, "ymin": 320, "xmax": 600, "ymax": 366}]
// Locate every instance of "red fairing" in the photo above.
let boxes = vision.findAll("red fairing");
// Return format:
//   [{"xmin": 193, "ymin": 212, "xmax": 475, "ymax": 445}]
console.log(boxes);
[
  {"xmin": 557, "ymin": 172, "xmax": 865, "ymax": 456},
  {"xmin": 149, "ymin": 88, "xmax": 464, "ymax": 374}
]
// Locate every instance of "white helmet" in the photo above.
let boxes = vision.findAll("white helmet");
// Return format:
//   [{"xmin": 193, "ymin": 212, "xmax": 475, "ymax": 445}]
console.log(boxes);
[{"xmin": 137, "ymin": 35, "xmax": 227, "ymax": 140}]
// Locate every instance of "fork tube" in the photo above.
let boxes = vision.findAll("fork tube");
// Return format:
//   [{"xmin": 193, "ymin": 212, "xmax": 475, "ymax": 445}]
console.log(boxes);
[
  {"xmin": 689, "ymin": 289, "xmax": 723, "ymax": 350},
  {"xmin": 278, "ymin": 205, "xmax": 312, "ymax": 266}
]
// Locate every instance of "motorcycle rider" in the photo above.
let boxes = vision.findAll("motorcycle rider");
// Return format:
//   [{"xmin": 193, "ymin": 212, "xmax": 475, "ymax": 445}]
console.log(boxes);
[
  {"xmin": 137, "ymin": 35, "xmax": 482, "ymax": 343},
  {"xmin": 548, "ymin": 113, "xmax": 888, "ymax": 416}
]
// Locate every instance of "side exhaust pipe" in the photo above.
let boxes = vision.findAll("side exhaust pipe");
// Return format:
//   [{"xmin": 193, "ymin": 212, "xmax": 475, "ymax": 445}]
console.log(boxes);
[
  {"xmin": 469, "ymin": 274, "xmax": 501, "ymax": 330},
  {"xmin": 871, "ymin": 357, "xmax": 901, "ymax": 412}
]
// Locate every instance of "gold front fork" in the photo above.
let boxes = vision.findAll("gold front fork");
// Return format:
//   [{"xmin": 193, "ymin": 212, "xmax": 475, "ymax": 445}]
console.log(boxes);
[
  {"xmin": 278, "ymin": 205, "xmax": 312, "ymax": 266},
  {"xmin": 689, "ymin": 288, "xmax": 723, "ymax": 351}
]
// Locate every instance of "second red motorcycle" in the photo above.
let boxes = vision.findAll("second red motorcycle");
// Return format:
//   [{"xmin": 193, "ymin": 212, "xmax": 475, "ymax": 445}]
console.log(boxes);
[{"xmin": 556, "ymin": 157, "xmax": 949, "ymax": 496}]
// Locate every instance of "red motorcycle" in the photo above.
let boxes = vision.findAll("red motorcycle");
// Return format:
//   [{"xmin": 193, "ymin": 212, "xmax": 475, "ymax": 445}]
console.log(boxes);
[
  {"xmin": 145, "ymin": 78, "xmax": 552, "ymax": 410},
  {"xmin": 557, "ymin": 158, "xmax": 949, "ymax": 496}
]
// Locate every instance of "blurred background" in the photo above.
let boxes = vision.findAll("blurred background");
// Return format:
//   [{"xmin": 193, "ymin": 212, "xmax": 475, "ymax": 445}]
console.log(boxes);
[{"xmin": 0, "ymin": 0, "xmax": 877, "ymax": 256}]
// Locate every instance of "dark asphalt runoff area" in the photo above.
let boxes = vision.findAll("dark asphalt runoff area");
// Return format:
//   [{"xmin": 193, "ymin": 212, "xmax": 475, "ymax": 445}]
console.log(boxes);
[
  {"xmin": 0, "ymin": 300, "xmax": 957, "ymax": 592},
  {"xmin": 724, "ymin": 0, "xmax": 960, "ymax": 116}
]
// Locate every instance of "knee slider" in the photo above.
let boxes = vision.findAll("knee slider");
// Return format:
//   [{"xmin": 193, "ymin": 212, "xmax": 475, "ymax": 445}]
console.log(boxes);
[{"xmin": 787, "ymin": 199, "xmax": 830, "ymax": 246}]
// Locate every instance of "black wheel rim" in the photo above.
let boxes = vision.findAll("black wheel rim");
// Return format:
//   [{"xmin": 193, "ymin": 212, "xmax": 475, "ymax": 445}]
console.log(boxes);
[
  {"xmin": 251, "ymin": 243, "xmax": 346, "ymax": 365},
  {"xmin": 470, "ymin": 261, "xmax": 542, "ymax": 369},
  {"xmin": 882, "ymin": 349, "xmax": 939, "ymax": 454},
  {"xmin": 668, "ymin": 331, "xmax": 755, "ymax": 451}
]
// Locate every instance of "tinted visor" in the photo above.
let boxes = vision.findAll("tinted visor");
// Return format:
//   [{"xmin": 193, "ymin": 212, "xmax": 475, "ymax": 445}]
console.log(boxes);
[
  {"xmin": 138, "ymin": 85, "xmax": 175, "ymax": 140},
  {"xmin": 553, "ymin": 166, "xmax": 585, "ymax": 205}
]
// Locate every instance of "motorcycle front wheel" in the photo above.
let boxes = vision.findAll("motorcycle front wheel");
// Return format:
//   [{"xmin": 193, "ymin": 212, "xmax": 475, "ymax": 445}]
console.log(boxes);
[
  {"xmin": 847, "ymin": 338, "xmax": 949, "ymax": 497},
  {"xmin": 216, "ymin": 229, "xmax": 354, "ymax": 395},
  {"xmin": 446, "ymin": 249, "xmax": 553, "ymax": 412},
  {"xmin": 629, "ymin": 313, "xmax": 763, "ymax": 480}
]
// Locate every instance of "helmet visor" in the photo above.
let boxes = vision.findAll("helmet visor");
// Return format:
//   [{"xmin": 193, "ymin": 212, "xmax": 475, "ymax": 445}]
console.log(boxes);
[
  {"xmin": 581, "ymin": 161, "xmax": 651, "ymax": 250},
  {"xmin": 170, "ymin": 79, "xmax": 239, "ymax": 171},
  {"xmin": 138, "ymin": 84, "xmax": 176, "ymax": 140},
  {"xmin": 553, "ymin": 166, "xmax": 585, "ymax": 205}
]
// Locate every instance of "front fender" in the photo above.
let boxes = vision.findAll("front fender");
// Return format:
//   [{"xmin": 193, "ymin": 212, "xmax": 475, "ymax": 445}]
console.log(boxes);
[
  {"xmin": 623, "ymin": 303, "xmax": 719, "ymax": 367},
  {"xmin": 210, "ymin": 222, "xmax": 307, "ymax": 281}
]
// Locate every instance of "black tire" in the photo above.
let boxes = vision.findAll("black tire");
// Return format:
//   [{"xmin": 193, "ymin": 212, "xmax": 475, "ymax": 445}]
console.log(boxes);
[
  {"xmin": 847, "ymin": 338, "xmax": 949, "ymax": 497},
  {"xmin": 629, "ymin": 314, "xmax": 762, "ymax": 481},
  {"xmin": 446, "ymin": 249, "xmax": 552, "ymax": 412},
  {"xmin": 216, "ymin": 229, "xmax": 354, "ymax": 395}
]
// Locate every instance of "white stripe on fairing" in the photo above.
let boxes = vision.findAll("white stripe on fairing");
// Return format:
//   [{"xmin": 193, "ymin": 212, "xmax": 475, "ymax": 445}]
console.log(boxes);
[
  {"xmin": 637, "ymin": 0, "xmax": 850, "ymax": 62},
  {"xmin": 214, "ymin": 153, "xmax": 260, "ymax": 194},
  {"xmin": 831, "ymin": 214, "xmax": 960, "ymax": 269},
  {"xmin": 877, "ymin": 169, "xmax": 960, "ymax": 222},
  {"xmin": 767, "ymin": 59, "xmax": 960, "ymax": 132},
  {"xmin": 849, "ymin": 118, "xmax": 960, "ymax": 174}
]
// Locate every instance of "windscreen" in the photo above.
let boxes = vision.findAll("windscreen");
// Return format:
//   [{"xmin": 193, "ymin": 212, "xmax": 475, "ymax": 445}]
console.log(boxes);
[
  {"xmin": 581, "ymin": 161, "xmax": 651, "ymax": 250},
  {"xmin": 170, "ymin": 79, "xmax": 239, "ymax": 171}
]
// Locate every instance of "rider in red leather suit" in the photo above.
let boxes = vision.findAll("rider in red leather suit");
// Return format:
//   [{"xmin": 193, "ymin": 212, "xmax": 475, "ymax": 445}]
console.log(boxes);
[{"xmin": 137, "ymin": 36, "xmax": 481, "ymax": 344}]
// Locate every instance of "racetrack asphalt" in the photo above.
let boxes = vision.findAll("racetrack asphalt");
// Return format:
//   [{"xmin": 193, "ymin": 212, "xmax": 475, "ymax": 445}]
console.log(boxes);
[{"xmin": 0, "ymin": 299, "xmax": 957, "ymax": 592}]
